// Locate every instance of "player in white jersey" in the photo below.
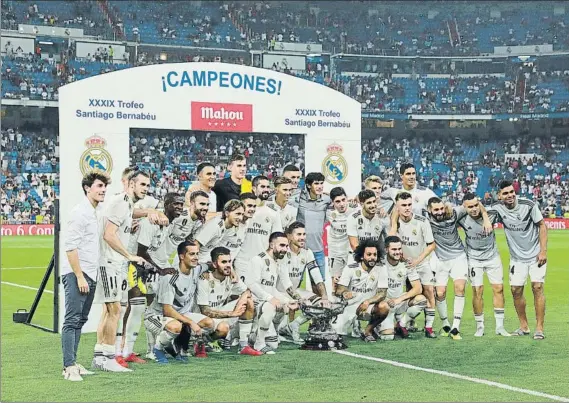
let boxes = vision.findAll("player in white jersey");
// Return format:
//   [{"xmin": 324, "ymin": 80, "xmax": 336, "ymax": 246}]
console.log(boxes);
[
  {"xmin": 195, "ymin": 200, "xmax": 244, "ymax": 263},
  {"xmin": 265, "ymin": 176, "xmax": 297, "ymax": 230},
  {"xmin": 234, "ymin": 176, "xmax": 283, "ymax": 277},
  {"xmin": 459, "ymin": 193, "xmax": 510, "ymax": 337},
  {"xmin": 327, "ymin": 187, "xmax": 352, "ymax": 288},
  {"xmin": 334, "ymin": 239, "xmax": 389, "ymax": 341},
  {"xmin": 144, "ymin": 241, "xmax": 214, "ymax": 363},
  {"xmin": 185, "ymin": 162, "xmax": 218, "ymax": 219},
  {"xmin": 278, "ymin": 221, "xmax": 331, "ymax": 344},
  {"xmin": 196, "ymin": 246, "xmax": 262, "ymax": 356},
  {"xmin": 245, "ymin": 232, "xmax": 300, "ymax": 354},
  {"xmin": 489, "ymin": 181, "xmax": 548, "ymax": 340},
  {"xmin": 378, "ymin": 236, "xmax": 427, "ymax": 340},
  {"xmin": 282, "ymin": 164, "xmax": 302, "ymax": 202},
  {"xmin": 92, "ymin": 170, "xmax": 149, "ymax": 372},
  {"xmin": 379, "ymin": 163, "xmax": 438, "ymax": 216},
  {"xmin": 389, "ymin": 191, "xmax": 437, "ymax": 338},
  {"xmin": 347, "ymin": 190, "xmax": 388, "ymax": 261}
]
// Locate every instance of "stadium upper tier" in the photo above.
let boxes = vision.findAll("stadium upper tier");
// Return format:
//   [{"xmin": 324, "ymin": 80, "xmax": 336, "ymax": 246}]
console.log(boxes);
[
  {"xmin": 3, "ymin": 53, "xmax": 569, "ymax": 114},
  {"xmin": 2, "ymin": 1, "xmax": 569, "ymax": 54}
]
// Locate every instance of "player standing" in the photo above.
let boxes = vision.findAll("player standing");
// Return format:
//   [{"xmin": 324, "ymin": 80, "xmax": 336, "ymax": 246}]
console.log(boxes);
[
  {"xmin": 234, "ymin": 176, "xmax": 283, "ymax": 279},
  {"xmin": 185, "ymin": 162, "xmax": 218, "ymax": 216},
  {"xmin": 390, "ymin": 192, "xmax": 437, "ymax": 338},
  {"xmin": 266, "ymin": 176, "xmax": 298, "ymax": 230},
  {"xmin": 92, "ymin": 170, "xmax": 149, "ymax": 372},
  {"xmin": 347, "ymin": 190, "xmax": 388, "ymax": 255},
  {"xmin": 334, "ymin": 239, "xmax": 390, "ymax": 341},
  {"xmin": 195, "ymin": 200, "xmax": 244, "ymax": 263},
  {"xmin": 196, "ymin": 247, "xmax": 261, "ymax": 356},
  {"xmin": 489, "ymin": 181, "xmax": 548, "ymax": 340},
  {"xmin": 213, "ymin": 154, "xmax": 246, "ymax": 211},
  {"xmin": 458, "ymin": 193, "xmax": 510, "ymax": 337},
  {"xmin": 327, "ymin": 187, "xmax": 352, "ymax": 289}
]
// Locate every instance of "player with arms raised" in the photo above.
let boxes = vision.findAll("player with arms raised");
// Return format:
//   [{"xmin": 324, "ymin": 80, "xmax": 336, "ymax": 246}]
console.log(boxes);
[
  {"xmin": 489, "ymin": 180, "xmax": 548, "ymax": 340},
  {"xmin": 458, "ymin": 193, "xmax": 510, "ymax": 337}
]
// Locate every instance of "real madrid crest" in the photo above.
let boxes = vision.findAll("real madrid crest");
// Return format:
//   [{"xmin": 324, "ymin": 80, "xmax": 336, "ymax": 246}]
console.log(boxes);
[
  {"xmin": 209, "ymin": 280, "xmax": 215, "ymax": 288},
  {"xmin": 322, "ymin": 143, "xmax": 348, "ymax": 185},
  {"xmin": 356, "ymin": 269, "xmax": 361, "ymax": 277},
  {"xmin": 80, "ymin": 135, "xmax": 113, "ymax": 175},
  {"xmin": 412, "ymin": 229, "xmax": 417, "ymax": 235}
]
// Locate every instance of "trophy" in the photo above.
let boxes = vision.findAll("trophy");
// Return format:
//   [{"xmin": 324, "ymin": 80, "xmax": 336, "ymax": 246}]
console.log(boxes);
[{"xmin": 300, "ymin": 301, "xmax": 348, "ymax": 351}]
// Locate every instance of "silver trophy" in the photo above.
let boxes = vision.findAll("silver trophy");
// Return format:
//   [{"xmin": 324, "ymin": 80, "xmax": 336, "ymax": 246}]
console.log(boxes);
[{"xmin": 300, "ymin": 301, "xmax": 348, "ymax": 351}]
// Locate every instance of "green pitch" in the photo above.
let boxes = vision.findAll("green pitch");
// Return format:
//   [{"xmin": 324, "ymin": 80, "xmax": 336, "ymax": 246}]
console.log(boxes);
[{"xmin": 1, "ymin": 232, "xmax": 568, "ymax": 402}]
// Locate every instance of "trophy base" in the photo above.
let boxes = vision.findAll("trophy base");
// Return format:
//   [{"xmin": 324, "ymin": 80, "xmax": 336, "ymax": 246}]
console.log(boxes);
[{"xmin": 300, "ymin": 334, "xmax": 348, "ymax": 351}]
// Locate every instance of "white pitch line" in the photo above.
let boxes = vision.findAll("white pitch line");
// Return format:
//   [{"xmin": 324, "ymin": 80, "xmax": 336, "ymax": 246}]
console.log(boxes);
[
  {"xmin": 1, "ymin": 281, "xmax": 54, "ymax": 294},
  {"xmin": 1, "ymin": 266, "xmax": 45, "ymax": 270},
  {"xmin": 334, "ymin": 350, "xmax": 569, "ymax": 403}
]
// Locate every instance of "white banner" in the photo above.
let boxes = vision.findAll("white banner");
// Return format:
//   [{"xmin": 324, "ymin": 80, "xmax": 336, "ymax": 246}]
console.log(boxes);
[
  {"xmin": 58, "ymin": 62, "xmax": 361, "ymax": 333},
  {"xmin": 494, "ymin": 44, "xmax": 553, "ymax": 55},
  {"xmin": 275, "ymin": 42, "xmax": 323, "ymax": 53}
]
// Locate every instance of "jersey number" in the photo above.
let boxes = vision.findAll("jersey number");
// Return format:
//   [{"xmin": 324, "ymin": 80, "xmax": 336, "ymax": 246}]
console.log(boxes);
[
  {"xmin": 121, "ymin": 279, "xmax": 128, "ymax": 291},
  {"xmin": 147, "ymin": 272, "xmax": 158, "ymax": 283},
  {"xmin": 470, "ymin": 268, "xmax": 476, "ymax": 278},
  {"xmin": 240, "ymin": 275, "xmax": 246, "ymax": 283},
  {"xmin": 510, "ymin": 265, "xmax": 515, "ymax": 275}
]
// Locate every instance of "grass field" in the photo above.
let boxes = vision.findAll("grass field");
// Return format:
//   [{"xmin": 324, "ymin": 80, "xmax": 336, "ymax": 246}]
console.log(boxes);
[{"xmin": 1, "ymin": 231, "xmax": 569, "ymax": 402}]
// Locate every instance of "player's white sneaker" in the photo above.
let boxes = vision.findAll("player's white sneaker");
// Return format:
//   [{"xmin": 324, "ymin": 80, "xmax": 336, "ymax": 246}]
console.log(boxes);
[
  {"xmin": 495, "ymin": 327, "xmax": 511, "ymax": 337},
  {"xmin": 474, "ymin": 327, "xmax": 485, "ymax": 337},
  {"xmin": 145, "ymin": 351, "xmax": 156, "ymax": 361},
  {"xmin": 75, "ymin": 363, "xmax": 95, "ymax": 375},
  {"xmin": 62, "ymin": 365, "xmax": 83, "ymax": 382},
  {"xmin": 259, "ymin": 346, "xmax": 276, "ymax": 355},
  {"xmin": 101, "ymin": 357, "xmax": 133, "ymax": 372}
]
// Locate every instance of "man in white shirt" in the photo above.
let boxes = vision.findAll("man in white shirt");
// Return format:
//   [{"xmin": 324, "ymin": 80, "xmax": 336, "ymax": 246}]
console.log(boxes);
[
  {"xmin": 61, "ymin": 171, "xmax": 109, "ymax": 382},
  {"xmin": 265, "ymin": 176, "xmax": 297, "ymax": 230}
]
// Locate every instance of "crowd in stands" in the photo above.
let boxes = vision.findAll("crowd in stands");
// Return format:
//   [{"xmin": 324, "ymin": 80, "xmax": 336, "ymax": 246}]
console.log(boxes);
[
  {"xmin": 1, "ymin": 127, "xmax": 58, "ymax": 224},
  {"xmin": 2, "ymin": 124, "xmax": 568, "ymax": 223}
]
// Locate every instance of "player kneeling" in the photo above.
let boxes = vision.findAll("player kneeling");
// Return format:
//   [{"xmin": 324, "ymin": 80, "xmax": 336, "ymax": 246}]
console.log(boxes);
[
  {"xmin": 143, "ymin": 241, "xmax": 213, "ymax": 364},
  {"xmin": 196, "ymin": 247, "xmax": 261, "ymax": 356},
  {"xmin": 333, "ymin": 239, "xmax": 390, "ymax": 342},
  {"xmin": 377, "ymin": 236, "xmax": 427, "ymax": 340}
]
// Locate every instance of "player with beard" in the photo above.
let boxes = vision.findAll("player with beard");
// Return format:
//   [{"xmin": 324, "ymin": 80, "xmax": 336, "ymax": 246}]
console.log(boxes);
[
  {"xmin": 92, "ymin": 170, "xmax": 149, "ymax": 372},
  {"xmin": 234, "ymin": 176, "xmax": 283, "ymax": 281},
  {"xmin": 489, "ymin": 181, "xmax": 548, "ymax": 340},
  {"xmin": 196, "ymin": 247, "xmax": 261, "ymax": 356},
  {"xmin": 458, "ymin": 193, "xmax": 510, "ymax": 337},
  {"xmin": 427, "ymin": 197, "xmax": 492, "ymax": 340},
  {"xmin": 265, "ymin": 177, "xmax": 297, "ymax": 230},
  {"xmin": 185, "ymin": 162, "xmax": 218, "ymax": 217},
  {"xmin": 195, "ymin": 200, "xmax": 244, "ymax": 264},
  {"xmin": 245, "ymin": 232, "xmax": 300, "ymax": 354},
  {"xmin": 327, "ymin": 187, "xmax": 353, "ymax": 290},
  {"xmin": 379, "ymin": 236, "xmax": 427, "ymax": 340},
  {"xmin": 278, "ymin": 221, "xmax": 331, "ymax": 344},
  {"xmin": 389, "ymin": 192, "xmax": 437, "ymax": 338},
  {"xmin": 334, "ymin": 239, "xmax": 389, "ymax": 341},
  {"xmin": 347, "ymin": 190, "xmax": 388, "ymax": 262}
]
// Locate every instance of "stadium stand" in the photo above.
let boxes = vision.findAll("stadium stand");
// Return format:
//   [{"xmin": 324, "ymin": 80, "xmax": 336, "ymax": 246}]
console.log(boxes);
[{"xmin": 2, "ymin": 1, "xmax": 569, "ymax": 222}]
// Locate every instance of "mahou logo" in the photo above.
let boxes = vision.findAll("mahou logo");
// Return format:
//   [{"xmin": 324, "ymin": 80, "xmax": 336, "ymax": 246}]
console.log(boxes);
[{"xmin": 191, "ymin": 102, "xmax": 253, "ymax": 132}]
